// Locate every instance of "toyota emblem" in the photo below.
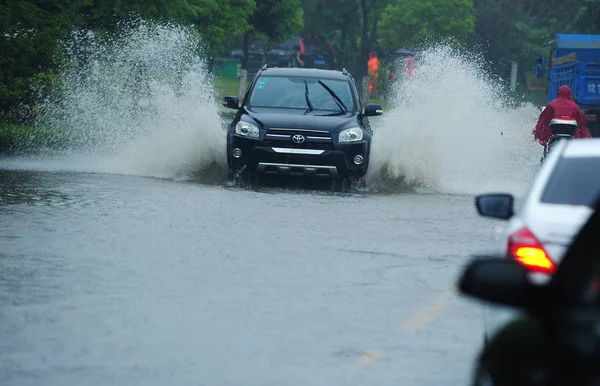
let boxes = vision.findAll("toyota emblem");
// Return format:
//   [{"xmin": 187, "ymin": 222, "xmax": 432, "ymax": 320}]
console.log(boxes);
[{"xmin": 292, "ymin": 134, "xmax": 306, "ymax": 144}]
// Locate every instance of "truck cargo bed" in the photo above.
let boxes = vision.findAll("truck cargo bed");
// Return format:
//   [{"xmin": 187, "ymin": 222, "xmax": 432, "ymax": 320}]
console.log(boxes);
[{"xmin": 549, "ymin": 58, "xmax": 600, "ymax": 110}]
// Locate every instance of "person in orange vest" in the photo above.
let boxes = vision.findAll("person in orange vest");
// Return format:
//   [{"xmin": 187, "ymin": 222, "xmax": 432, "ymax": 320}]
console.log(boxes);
[{"xmin": 368, "ymin": 51, "xmax": 379, "ymax": 95}]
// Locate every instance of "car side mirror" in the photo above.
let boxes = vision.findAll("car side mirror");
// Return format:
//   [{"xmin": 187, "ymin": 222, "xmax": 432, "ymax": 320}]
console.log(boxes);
[
  {"xmin": 535, "ymin": 56, "xmax": 547, "ymax": 78},
  {"xmin": 458, "ymin": 257, "xmax": 536, "ymax": 309},
  {"xmin": 364, "ymin": 103, "xmax": 383, "ymax": 116},
  {"xmin": 475, "ymin": 193, "xmax": 514, "ymax": 220},
  {"xmin": 222, "ymin": 96, "xmax": 239, "ymax": 110}
]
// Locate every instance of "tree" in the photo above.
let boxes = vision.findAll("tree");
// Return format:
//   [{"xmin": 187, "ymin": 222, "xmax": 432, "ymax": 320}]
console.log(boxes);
[
  {"xmin": 73, "ymin": 0, "xmax": 191, "ymax": 28},
  {"xmin": 378, "ymin": 0, "xmax": 476, "ymax": 52},
  {"xmin": 74, "ymin": 0, "xmax": 256, "ymax": 57},
  {"xmin": 575, "ymin": 0, "xmax": 600, "ymax": 34},
  {"xmin": 358, "ymin": 0, "xmax": 392, "ymax": 77},
  {"xmin": 470, "ymin": 0, "xmax": 586, "ymax": 84},
  {"xmin": 241, "ymin": 0, "xmax": 304, "ymax": 69},
  {"xmin": 300, "ymin": 0, "xmax": 389, "ymax": 80},
  {"xmin": 301, "ymin": 0, "xmax": 361, "ymax": 72},
  {"xmin": 0, "ymin": 0, "xmax": 258, "ymax": 123},
  {"xmin": 187, "ymin": 0, "xmax": 255, "ymax": 58},
  {"xmin": 0, "ymin": 1, "xmax": 79, "ymax": 122}
]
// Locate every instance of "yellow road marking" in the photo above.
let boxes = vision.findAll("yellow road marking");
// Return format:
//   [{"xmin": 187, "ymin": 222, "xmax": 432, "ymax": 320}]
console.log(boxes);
[
  {"xmin": 355, "ymin": 350, "xmax": 385, "ymax": 364},
  {"xmin": 346, "ymin": 287, "xmax": 456, "ymax": 369},
  {"xmin": 400, "ymin": 287, "xmax": 457, "ymax": 331}
]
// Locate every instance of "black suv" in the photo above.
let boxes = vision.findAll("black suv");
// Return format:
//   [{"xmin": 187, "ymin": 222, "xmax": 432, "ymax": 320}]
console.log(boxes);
[{"xmin": 222, "ymin": 65, "xmax": 383, "ymax": 190}]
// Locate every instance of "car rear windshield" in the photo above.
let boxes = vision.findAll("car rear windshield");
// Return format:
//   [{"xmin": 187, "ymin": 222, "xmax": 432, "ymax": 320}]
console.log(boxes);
[
  {"xmin": 540, "ymin": 156, "xmax": 600, "ymax": 206},
  {"xmin": 249, "ymin": 75, "xmax": 354, "ymax": 111}
]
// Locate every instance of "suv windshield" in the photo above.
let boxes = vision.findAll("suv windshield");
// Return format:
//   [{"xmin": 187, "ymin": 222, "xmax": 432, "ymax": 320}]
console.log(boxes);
[
  {"xmin": 540, "ymin": 156, "xmax": 600, "ymax": 206},
  {"xmin": 249, "ymin": 75, "xmax": 354, "ymax": 112}
]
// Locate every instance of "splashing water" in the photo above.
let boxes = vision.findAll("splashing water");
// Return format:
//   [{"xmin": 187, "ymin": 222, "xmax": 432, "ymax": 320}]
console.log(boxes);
[
  {"xmin": 23, "ymin": 21, "xmax": 226, "ymax": 181},
  {"xmin": 10, "ymin": 33, "xmax": 541, "ymax": 194},
  {"xmin": 367, "ymin": 45, "xmax": 541, "ymax": 196}
]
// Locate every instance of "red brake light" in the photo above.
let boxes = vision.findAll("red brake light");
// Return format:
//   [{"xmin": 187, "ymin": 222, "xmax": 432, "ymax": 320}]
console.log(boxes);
[{"xmin": 507, "ymin": 227, "xmax": 556, "ymax": 274}]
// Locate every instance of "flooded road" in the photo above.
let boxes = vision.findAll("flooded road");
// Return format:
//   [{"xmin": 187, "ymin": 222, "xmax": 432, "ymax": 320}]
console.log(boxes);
[
  {"xmin": 0, "ymin": 21, "xmax": 546, "ymax": 385},
  {"xmin": 0, "ymin": 167, "xmax": 497, "ymax": 386}
]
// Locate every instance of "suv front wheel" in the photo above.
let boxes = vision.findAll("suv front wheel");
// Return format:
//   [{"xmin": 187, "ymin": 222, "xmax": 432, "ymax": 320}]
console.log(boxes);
[
  {"xmin": 331, "ymin": 177, "xmax": 366, "ymax": 193},
  {"xmin": 331, "ymin": 177, "xmax": 350, "ymax": 192},
  {"xmin": 229, "ymin": 166, "xmax": 258, "ymax": 188}
]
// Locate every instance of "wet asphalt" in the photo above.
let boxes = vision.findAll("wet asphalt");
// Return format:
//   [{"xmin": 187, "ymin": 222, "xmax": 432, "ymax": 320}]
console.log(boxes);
[{"xmin": 0, "ymin": 168, "xmax": 498, "ymax": 386}]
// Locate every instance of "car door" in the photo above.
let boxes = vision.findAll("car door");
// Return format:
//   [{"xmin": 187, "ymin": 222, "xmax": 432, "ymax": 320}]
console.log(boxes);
[
  {"xmin": 475, "ymin": 195, "xmax": 600, "ymax": 386},
  {"xmin": 548, "ymin": 197, "xmax": 600, "ymax": 308}
]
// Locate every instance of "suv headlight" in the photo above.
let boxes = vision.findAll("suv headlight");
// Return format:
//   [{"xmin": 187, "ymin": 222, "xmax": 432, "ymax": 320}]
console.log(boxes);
[
  {"xmin": 235, "ymin": 121, "xmax": 260, "ymax": 139},
  {"xmin": 339, "ymin": 127, "xmax": 364, "ymax": 143}
]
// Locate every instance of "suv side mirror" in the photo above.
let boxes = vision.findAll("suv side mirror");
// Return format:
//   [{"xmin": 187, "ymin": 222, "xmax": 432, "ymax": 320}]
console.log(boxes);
[
  {"xmin": 535, "ymin": 57, "xmax": 547, "ymax": 78},
  {"xmin": 458, "ymin": 257, "xmax": 535, "ymax": 309},
  {"xmin": 364, "ymin": 103, "xmax": 383, "ymax": 116},
  {"xmin": 475, "ymin": 193, "xmax": 514, "ymax": 220},
  {"xmin": 223, "ymin": 96, "xmax": 239, "ymax": 110}
]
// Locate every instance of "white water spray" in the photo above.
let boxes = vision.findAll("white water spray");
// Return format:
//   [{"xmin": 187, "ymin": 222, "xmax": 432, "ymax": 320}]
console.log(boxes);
[
  {"xmin": 367, "ymin": 45, "xmax": 541, "ymax": 196},
  {"xmin": 27, "ymin": 21, "xmax": 226, "ymax": 181},
  {"xmin": 9, "ymin": 33, "xmax": 541, "ymax": 194}
]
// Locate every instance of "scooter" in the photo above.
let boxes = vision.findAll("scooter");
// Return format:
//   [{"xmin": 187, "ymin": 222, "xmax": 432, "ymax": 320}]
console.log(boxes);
[{"xmin": 540, "ymin": 116, "xmax": 578, "ymax": 163}]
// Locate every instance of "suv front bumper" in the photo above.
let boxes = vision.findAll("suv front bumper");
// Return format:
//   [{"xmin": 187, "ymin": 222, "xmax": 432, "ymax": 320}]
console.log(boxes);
[{"xmin": 228, "ymin": 136, "xmax": 369, "ymax": 179}]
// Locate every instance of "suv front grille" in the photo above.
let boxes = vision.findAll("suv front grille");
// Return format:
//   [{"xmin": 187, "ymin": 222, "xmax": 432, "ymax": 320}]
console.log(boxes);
[{"xmin": 265, "ymin": 128, "xmax": 333, "ymax": 150}]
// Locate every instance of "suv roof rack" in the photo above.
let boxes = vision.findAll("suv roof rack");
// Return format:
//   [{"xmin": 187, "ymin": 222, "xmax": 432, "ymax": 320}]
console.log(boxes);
[
  {"xmin": 261, "ymin": 64, "xmax": 268, "ymax": 71},
  {"xmin": 342, "ymin": 68, "xmax": 349, "ymax": 75}
]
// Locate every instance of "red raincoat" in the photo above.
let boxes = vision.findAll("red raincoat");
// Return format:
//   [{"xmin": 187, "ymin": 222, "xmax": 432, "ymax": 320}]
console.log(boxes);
[{"xmin": 533, "ymin": 85, "xmax": 591, "ymax": 145}]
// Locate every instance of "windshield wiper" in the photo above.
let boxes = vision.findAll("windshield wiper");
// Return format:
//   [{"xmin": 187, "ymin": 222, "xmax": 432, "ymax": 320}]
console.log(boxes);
[
  {"xmin": 318, "ymin": 80, "xmax": 348, "ymax": 113},
  {"xmin": 317, "ymin": 111, "xmax": 347, "ymax": 116},
  {"xmin": 304, "ymin": 80, "xmax": 314, "ymax": 115}
]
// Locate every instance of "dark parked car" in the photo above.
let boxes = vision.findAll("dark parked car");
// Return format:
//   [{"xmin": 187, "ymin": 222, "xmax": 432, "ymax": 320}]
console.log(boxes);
[
  {"xmin": 459, "ymin": 195, "xmax": 600, "ymax": 386},
  {"xmin": 222, "ymin": 65, "xmax": 383, "ymax": 191}
]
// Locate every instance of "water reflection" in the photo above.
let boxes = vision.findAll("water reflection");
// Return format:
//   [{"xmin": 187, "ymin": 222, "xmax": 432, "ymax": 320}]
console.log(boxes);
[
  {"xmin": 0, "ymin": 170, "xmax": 71, "ymax": 206},
  {"xmin": 0, "ymin": 166, "xmax": 483, "ymax": 386}
]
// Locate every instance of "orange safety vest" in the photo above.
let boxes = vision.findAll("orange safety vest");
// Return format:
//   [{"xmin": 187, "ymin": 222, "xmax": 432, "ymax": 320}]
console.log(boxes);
[{"xmin": 368, "ymin": 58, "xmax": 379, "ymax": 77}]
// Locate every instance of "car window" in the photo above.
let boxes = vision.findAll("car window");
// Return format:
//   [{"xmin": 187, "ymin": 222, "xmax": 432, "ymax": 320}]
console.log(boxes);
[
  {"xmin": 540, "ymin": 156, "xmax": 600, "ymax": 207},
  {"xmin": 249, "ymin": 75, "xmax": 354, "ymax": 111}
]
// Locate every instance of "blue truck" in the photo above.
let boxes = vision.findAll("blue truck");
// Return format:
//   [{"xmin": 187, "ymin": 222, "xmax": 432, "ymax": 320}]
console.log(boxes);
[{"xmin": 535, "ymin": 33, "xmax": 600, "ymax": 137}]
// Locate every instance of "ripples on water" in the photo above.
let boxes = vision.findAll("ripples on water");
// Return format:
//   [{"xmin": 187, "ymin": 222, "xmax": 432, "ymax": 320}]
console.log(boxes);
[{"xmin": 0, "ymin": 170, "xmax": 71, "ymax": 206}]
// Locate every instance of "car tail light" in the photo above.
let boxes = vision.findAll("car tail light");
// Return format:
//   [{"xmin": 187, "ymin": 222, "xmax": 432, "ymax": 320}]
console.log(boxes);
[{"xmin": 507, "ymin": 227, "xmax": 556, "ymax": 274}]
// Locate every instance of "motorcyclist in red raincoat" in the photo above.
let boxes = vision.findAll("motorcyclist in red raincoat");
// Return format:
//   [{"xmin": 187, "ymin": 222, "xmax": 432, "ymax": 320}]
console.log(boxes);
[{"xmin": 533, "ymin": 85, "xmax": 591, "ymax": 145}]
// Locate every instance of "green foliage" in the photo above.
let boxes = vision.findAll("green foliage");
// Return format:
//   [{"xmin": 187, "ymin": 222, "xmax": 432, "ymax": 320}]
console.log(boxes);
[
  {"xmin": 74, "ymin": 0, "xmax": 192, "ymax": 27},
  {"xmin": 301, "ymin": 0, "xmax": 390, "ymax": 79},
  {"xmin": 471, "ymin": 0, "xmax": 593, "ymax": 82},
  {"xmin": 301, "ymin": 0, "xmax": 361, "ymax": 72},
  {"xmin": 1, "ymin": 0, "xmax": 258, "ymax": 123},
  {"xmin": 238, "ymin": 0, "xmax": 303, "ymax": 69},
  {"xmin": 378, "ymin": 0, "xmax": 476, "ymax": 51},
  {"xmin": 575, "ymin": 0, "xmax": 600, "ymax": 34},
  {"xmin": 0, "ymin": 1, "xmax": 76, "ymax": 121},
  {"xmin": 214, "ymin": 76, "xmax": 240, "ymax": 98},
  {"xmin": 249, "ymin": 0, "xmax": 303, "ymax": 42},
  {"xmin": 0, "ymin": 121, "xmax": 58, "ymax": 153},
  {"xmin": 74, "ymin": 0, "xmax": 256, "ymax": 56},
  {"xmin": 357, "ymin": 0, "xmax": 393, "ymax": 75},
  {"xmin": 8, "ymin": 0, "xmax": 600, "ymax": 122},
  {"xmin": 302, "ymin": 0, "xmax": 360, "ymax": 40},
  {"xmin": 186, "ymin": 0, "xmax": 255, "ymax": 53}
]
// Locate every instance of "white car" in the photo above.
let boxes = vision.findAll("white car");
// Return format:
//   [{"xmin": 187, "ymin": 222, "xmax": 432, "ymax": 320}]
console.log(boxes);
[{"xmin": 475, "ymin": 138, "xmax": 600, "ymax": 344}]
